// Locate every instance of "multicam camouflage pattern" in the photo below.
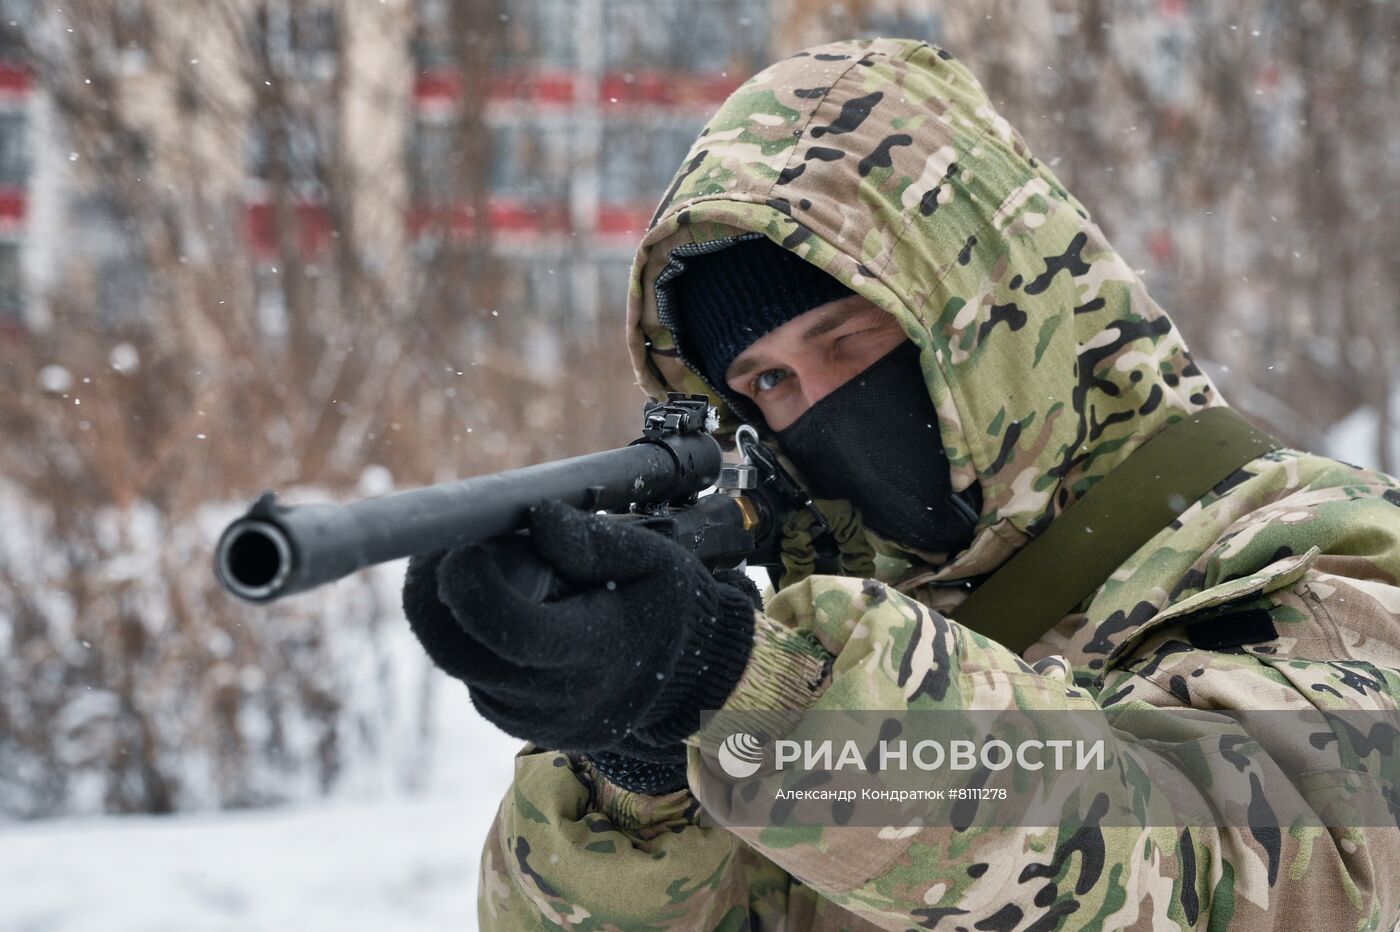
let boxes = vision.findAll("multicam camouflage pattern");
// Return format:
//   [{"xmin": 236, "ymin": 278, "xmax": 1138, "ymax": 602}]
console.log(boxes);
[{"xmin": 478, "ymin": 38, "xmax": 1400, "ymax": 930}]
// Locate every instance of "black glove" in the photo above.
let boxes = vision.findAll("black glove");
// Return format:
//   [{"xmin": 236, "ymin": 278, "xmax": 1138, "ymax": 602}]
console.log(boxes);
[
  {"xmin": 587, "ymin": 567, "xmax": 762, "ymax": 795},
  {"xmin": 401, "ymin": 500, "xmax": 759, "ymax": 759}
]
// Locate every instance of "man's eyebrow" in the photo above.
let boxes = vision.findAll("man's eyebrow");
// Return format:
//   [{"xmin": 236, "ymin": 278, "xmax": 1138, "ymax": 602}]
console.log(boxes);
[
  {"xmin": 725, "ymin": 302, "xmax": 880, "ymax": 383},
  {"xmin": 726, "ymin": 353, "xmax": 767, "ymax": 381},
  {"xmin": 798, "ymin": 301, "xmax": 873, "ymax": 343}
]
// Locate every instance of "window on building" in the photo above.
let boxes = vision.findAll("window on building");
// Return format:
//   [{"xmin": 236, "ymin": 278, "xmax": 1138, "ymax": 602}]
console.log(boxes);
[
  {"xmin": 110, "ymin": 0, "xmax": 154, "ymax": 63},
  {"xmin": 289, "ymin": 5, "xmax": 336, "ymax": 58},
  {"xmin": 248, "ymin": 118, "xmax": 328, "ymax": 198},
  {"xmin": 95, "ymin": 254, "xmax": 149, "ymax": 327},
  {"xmin": 0, "ymin": 110, "xmax": 28, "ymax": 187},
  {"xmin": 488, "ymin": 121, "xmax": 572, "ymax": 201},
  {"xmin": 411, "ymin": 116, "xmax": 573, "ymax": 209},
  {"xmin": 598, "ymin": 119, "xmax": 698, "ymax": 203},
  {"xmin": 0, "ymin": 0, "xmax": 32, "ymax": 60},
  {"xmin": 415, "ymin": 0, "xmax": 576, "ymax": 72},
  {"xmin": 602, "ymin": 0, "xmax": 769, "ymax": 72},
  {"xmin": 93, "ymin": 128, "xmax": 150, "ymax": 176},
  {"xmin": 497, "ymin": 0, "xmax": 575, "ymax": 69},
  {"xmin": 412, "ymin": 0, "xmax": 453, "ymax": 71},
  {"xmin": 602, "ymin": 1, "xmax": 668, "ymax": 72},
  {"xmin": 0, "ymin": 240, "xmax": 22, "ymax": 323},
  {"xmin": 67, "ymin": 192, "xmax": 148, "ymax": 325},
  {"xmin": 408, "ymin": 117, "xmax": 458, "ymax": 206},
  {"xmin": 71, "ymin": 191, "xmax": 137, "ymax": 252},
  {"xmin": 249, "ymin": 1, "xmax": 337, "ymax": 78},
  {"xmin": 859, "ymin": 8, "xmax": 942, "ymax": 44}
]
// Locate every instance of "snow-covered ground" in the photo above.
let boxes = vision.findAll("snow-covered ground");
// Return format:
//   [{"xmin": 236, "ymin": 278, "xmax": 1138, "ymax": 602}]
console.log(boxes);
[
  {"xmin": 0, "ymin": 664, "xmax": 523, "ymax": 932},
  {"xmin": 0, "ymin": 792, "xmax": 496, "ymax": 931}
]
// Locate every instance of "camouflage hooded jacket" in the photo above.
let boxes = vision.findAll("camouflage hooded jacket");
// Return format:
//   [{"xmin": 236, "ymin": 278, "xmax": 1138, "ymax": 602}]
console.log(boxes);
[{"xmin": 478, "ymin": 38, "xmax": 1400, "ymax": 931}]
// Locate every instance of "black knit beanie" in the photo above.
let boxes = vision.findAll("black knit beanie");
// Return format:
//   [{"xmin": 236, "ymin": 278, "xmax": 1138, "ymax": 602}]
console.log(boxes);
[{"xmin": 670, "ymin": 236, "xmax": 855, "ymax": 391}]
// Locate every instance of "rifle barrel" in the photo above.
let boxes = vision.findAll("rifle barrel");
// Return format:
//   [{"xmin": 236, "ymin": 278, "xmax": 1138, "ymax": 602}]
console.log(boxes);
[{"xmin": 214, "ymin": 432, "xmax": 722, "ymax": 603}]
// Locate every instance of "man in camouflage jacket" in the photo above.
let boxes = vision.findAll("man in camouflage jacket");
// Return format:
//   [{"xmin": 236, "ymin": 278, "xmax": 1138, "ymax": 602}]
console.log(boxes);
[{"xmin": 469, "ymin": 38, "xmax": 1400, "ymax": 929}]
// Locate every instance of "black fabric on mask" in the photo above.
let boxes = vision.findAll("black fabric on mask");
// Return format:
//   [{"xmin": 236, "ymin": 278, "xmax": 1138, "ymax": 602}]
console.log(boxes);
[{"xmin": 773, "ymin": 340, "xmax": 982, "ymax": 557}]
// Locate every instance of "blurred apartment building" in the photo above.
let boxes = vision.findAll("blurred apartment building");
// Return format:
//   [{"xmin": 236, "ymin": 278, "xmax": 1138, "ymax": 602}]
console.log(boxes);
[
  {"xmin": 409, "ymin": 0, "xmax": 771, "ymax": 342},
  {"xmin": 0, "ymin": 0, "xmax": 1384, "ymax": 459},
  {"xmin": 0, "ymin": 1, "xmax": 24, "ymax": 327},
  {"xmin": 0, "ymin": 0, "xmax": 944, "ymax": 345}
]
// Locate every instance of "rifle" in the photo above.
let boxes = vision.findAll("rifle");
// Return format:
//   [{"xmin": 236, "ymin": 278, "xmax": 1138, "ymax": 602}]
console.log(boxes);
[{"xmin": 214, "ymin": 394, "xmax": 830, "ymax": 604}]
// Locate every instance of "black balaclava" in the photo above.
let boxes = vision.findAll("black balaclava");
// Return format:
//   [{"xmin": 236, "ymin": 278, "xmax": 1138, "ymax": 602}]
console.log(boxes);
[
  {"xmin": 773, "ymin": 340, "xmax": 981, "ymax": 555},
  {"xmin": 668, "ymin": 238, "xmax": 982, "ymax": 557}
]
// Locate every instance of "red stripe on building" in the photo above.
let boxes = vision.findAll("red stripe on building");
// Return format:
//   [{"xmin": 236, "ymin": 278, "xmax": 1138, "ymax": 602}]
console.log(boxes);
[
  {"xmin": 0, "ymin": 187, "xmax": 26, "ymax": 226},
  {"xmin": 415, "ymin": 70, "xmax": 576, "ymax": 105},
  {"xmin": 414, "ymin": 69, "xmax": 739, "ymax": 108},
  {"xmin": 513, "ymin": 73, "xmax": 574, "ymax": 105},
  {"xmin": 0, "ymin": 63, "xmax": 31, "ymax": 94},
  {"xmin": 489, "ymin": 199, "xmax": 571, "ymax": 233},
  {"xmin": 245, "ymin": 201, "xmax": 333, "ymax": 259},
  {"xmin": 598, "ymin": 72, "xmax": 740, "ymax": 108},
  {"xmin": 407, "ymin": 199, "xmax": 572, "ymax": 238},
  {"xmin": 414, "ymin": 71, "xmax": 459, "ymax": 100},
  {"xmin": 249, "ymin": 197, "xmax": 578, "ymax": 253},
  {"xmin": 595, "ymin": 204, "xmax": 653, "ymax": 237},
  {"xmin": 0, "ymin": 183, "xmax": 25, "ymax": 230}
]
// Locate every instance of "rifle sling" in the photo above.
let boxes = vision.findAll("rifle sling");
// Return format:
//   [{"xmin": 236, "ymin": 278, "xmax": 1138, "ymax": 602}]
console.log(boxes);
[{"xmin": 950, "ymin": 407, "xmax": 1282, "ymax": 655}]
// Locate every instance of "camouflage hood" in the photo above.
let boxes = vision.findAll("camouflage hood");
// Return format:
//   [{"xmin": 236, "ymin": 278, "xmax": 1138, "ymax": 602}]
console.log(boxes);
[{"xmin": 625, "ymin": 37, "xmax": 1221, "ymax": 580}]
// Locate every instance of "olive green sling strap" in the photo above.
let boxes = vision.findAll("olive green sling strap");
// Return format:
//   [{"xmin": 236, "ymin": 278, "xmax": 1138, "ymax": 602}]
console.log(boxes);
[{"xmin": 950, "ymin": 407, "xmax": 1281, "ymax": 654}]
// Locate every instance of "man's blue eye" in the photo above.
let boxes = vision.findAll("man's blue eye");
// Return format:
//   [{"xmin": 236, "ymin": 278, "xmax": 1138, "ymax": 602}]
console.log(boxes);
[{"xmin": 754, "ymin": 369, "xmax": 790, "ymax": 393}]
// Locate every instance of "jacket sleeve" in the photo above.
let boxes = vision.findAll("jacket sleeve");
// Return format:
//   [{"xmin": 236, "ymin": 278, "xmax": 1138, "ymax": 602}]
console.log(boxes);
[
  {"xmin": 477, "ymin": 743, "xmax": 779, "ymax": 930},
  {"xmin": 690, "ymin": 567, "xmax": 1400, "ymax": 931},
  {"xmin": 473, "ymin": 606, "xmax": 836, "ymax": 929}
]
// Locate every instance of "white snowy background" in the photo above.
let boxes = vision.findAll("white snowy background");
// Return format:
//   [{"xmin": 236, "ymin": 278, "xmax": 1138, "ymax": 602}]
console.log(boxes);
[
  {"xmin": 0, "ymin": 550, "xmax": 522, "ymax": 932},
  {"xmin": 0, "ymin": 695, "xmax": 518, "ymax": 932}
]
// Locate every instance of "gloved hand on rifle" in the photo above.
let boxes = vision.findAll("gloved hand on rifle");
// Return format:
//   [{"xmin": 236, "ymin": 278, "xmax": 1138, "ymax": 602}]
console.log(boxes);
[{"xmin": 401, "ymin": 499, "xmax": 761, "ymax": 794}]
